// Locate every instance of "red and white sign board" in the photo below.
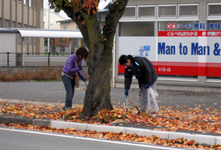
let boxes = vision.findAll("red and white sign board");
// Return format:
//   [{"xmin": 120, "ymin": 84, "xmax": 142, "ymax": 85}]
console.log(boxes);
[
  {"xmin": 118, "ymin": 31, "xmax": 221, "ymax": 77},
  {"xmin": 158, "ymin": 31, "xmax": 221, "ymax": 37}
]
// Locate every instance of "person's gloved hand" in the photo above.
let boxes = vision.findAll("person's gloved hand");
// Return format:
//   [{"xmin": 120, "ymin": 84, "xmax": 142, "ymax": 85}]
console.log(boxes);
[
  {"xmin": 144, "ymin": 84, "xmax": 150, "ymax": 89},
  {"xmin": 125, "ymin": 89, "xmax": 129, "ymax": 97},
  {"xmin": 78, "ymin": 66, "xmax": 83, "ymax": 70},
  {"xmin": 79, "ymin": 75, "xmax": 86, "ymax": 82}
]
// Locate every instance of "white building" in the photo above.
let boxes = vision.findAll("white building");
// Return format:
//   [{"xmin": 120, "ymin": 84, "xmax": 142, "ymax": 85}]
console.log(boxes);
[{"xmin": 43, "ymin": 8, "xmax": 67, "ymax": 30}]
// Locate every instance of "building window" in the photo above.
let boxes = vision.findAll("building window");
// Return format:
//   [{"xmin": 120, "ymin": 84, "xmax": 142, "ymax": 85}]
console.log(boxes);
[
  {"xmin": 29, "ymin": 0, "xmax": 32, "ymax": 7},
  {"xmin": 99, "ymin": 13, "xmax": 106, "ymax": 23},
  {"xmin": 98, "ymin": 13, "xmax": 106, "ymax": 30},
  {"xmin": 12, "ymin": 21, "xmax": 16, "ymax": 28},
  {"xmin": 207, "ymin": 21, "xmax": 221, "ymax": 30},
  {"xmin": 4, "ymin": 20, "xmax": 10, "ymax": 28},
  {"xmin": 31, "ymin": 0, "xmax": 34, "ymax": 7},
  {"xmin": 17, "ymin": 34, "xmax": 22, "ymax": 45},
  {"xmin": 179, "ymin": 4, "xmax": 198, "ymax": 17},
  {"xmin": 158, "ymin": 5, "xmax": 176, "ymax": 17},
  {"xmin": 63, "ymin": 26, "xmax": 67, "ymax": 30},
  {"xmin": 208, "ymin": 3, "xmax": 221, "ymax": 16},
  {"xmin": 17, "ymin": 23, "xmax": 22, "ymax": 28},
  {"xmin": 122, "ymin": 6, "xmax": 136, "ymax": 19},
  {"xmin": 137, "ymin": 6, "xmax": 156, "ymax": 18},
  {"xmin": 41, "ymin": 0, "xmax": 43, "ymax": 9},
  {"xmin": 119, "ymin": 22, "xmax": 155, "ymax": 36}
]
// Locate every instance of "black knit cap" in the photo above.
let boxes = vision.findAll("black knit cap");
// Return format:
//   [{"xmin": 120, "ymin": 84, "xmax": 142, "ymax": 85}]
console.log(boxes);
[{"xmin": 119, "ymin": 55, "xmax": 128, "ymax": 65}]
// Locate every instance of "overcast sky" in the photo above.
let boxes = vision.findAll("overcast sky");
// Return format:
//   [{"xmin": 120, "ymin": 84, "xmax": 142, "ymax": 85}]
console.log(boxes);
[{"xmin": 43, "ymin": 0, "xmax": 70, "ymax": 19}]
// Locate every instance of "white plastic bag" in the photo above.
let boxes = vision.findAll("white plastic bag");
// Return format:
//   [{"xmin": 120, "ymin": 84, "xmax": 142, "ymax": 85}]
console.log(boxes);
[{"xmin": 148, "ymin": 87, "xmax": 159, "ymax": 113}]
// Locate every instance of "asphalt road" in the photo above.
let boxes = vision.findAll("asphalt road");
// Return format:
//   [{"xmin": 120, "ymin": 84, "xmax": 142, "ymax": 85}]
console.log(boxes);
[
  {"xmin": 0, "ymin": 81, "xmax": 221, "ymax": 111},
  {"xmin": 0, "ymin": 127, "xmax": 188, "ymax": 150}
]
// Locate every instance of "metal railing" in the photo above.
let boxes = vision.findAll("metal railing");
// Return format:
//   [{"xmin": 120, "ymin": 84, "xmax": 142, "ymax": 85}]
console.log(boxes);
[{"xmin": 0, "ymin": 52, "xmax": 74, "ymax": 67}]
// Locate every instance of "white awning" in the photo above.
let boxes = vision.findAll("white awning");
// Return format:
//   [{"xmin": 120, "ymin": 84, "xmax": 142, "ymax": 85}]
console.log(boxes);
[{"xmin": 17, "ymin": 29, "xmax": 83, "ymax": 38}]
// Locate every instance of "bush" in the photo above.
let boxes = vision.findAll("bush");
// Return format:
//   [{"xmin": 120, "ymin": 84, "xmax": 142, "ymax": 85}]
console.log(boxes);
[{"xmin": 0, "ymin": 67, "xmax": 62, "ymax": 82}]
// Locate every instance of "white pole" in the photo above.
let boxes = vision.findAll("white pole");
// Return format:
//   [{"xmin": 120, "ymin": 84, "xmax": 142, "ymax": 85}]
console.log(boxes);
[
  {"xmin": 69, "ymin": 39, "xmax": 71, "ymax": 54},
  {"xmin": 22, "ymin": 38, "xmax": 25, "ymax": 66},
  {"xmin": 112, "ymin": 36, "xmax": 116, "ymax": 88},
  {"xmin": 47, "ymin": 6, "xmax": 50, "ymax": 53}
]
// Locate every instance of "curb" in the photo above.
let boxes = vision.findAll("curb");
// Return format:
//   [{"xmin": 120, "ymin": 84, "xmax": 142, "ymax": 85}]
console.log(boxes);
[
  {"xmin": 0, "ymin": 115, "xmax": 51, "ymax": 127},
  {"xmin": 0, "ymin": 115, "xmax": 221, "ymax": 145}
]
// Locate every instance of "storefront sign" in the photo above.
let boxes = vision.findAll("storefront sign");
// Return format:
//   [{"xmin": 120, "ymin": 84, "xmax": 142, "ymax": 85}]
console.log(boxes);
[
  {"xmin": 158, "ymin": 31, "xmax": 221, "ymax": 36},
  {"xmin": 118, "ymin": 32, "xmax": 221, "ymax": 77},
  {"xmin": 166, "ymin": 23, "xmax": 194, "ymax": 30}
]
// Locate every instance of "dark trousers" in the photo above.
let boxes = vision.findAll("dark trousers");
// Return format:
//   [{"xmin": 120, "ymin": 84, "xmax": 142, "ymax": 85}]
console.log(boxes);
[{"xmin": 62, "ymin": 75, "xmax": 75, "ymax": 108}]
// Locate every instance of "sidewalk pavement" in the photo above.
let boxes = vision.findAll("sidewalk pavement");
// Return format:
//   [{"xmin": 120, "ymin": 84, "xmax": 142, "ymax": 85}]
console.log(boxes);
[{"xmin": 0, "ymin": 81, "xmax": 221, "ymax": 146}]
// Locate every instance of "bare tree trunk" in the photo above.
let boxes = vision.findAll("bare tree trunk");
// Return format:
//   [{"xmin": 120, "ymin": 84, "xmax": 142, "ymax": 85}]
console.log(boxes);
[{"xmin": 83, "ymin": 47, "xmax": 113, "ymax": 117}]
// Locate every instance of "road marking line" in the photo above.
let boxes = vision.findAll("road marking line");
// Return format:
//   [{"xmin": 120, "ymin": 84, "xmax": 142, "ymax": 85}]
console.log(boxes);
[{"xmin": 0, "ymin": 127, "xmax": 181, "ymax": 150}]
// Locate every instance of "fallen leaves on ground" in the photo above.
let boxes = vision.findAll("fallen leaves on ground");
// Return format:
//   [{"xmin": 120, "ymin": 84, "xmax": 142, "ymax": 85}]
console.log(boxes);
[
  {"xmin": 0, "ymin": 101, "xmax": 221, "ymax": 134},
  {"xmin": 1, "ymin": 101, "xmax": 221, "ymax": 149},
  {"xmin": 0, "ymin": 122, "xmax": 220, "ymax": 149}
]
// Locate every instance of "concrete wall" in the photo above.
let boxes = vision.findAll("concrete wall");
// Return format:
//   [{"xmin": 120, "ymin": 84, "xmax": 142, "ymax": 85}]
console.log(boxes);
[
  {"xmin": 3, "ymin": 0, "xmax": 10, "ymax": 20},
  {"xmin": 60, "ymin": 22, "xmax": 77, "ymax": 30},
  {"xmin": 12, "ymin": 0, "xmax": 16, "ymax": 21}
]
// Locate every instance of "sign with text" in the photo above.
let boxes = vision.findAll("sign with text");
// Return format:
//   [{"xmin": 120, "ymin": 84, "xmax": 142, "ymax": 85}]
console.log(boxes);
[
  {"xmin": 158, "ymin": 31, "xmax": 221, "ymax": 37},
  {"xmin": 118, "ymin": 32, "xmax": 221, "ymax": 77}
]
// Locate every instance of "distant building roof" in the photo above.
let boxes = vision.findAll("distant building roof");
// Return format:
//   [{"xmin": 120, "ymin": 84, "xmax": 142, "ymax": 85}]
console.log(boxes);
[
  {"xmin": 0, "ymin": 28, "xmax": 82, "ymax": 38},
  {"xmin": 56, "ymin": 19, "xmax": 73, "ymax": 23},
  {"xmin": 0, "ymin": 28, "xmax": 19, "ymax": 33},
  {"xmin": 44, "ymin": 8, "xmax": 67, "ymax": 20}
]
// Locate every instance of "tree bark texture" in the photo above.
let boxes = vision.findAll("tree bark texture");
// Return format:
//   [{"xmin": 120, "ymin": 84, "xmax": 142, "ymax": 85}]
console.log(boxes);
[{"xmin": 59, "ymin": 0, "xmax": 128, "ymax": 117}]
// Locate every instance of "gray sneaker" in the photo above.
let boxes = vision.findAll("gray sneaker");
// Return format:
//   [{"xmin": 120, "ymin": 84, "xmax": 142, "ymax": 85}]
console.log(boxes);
[{"xmin": 150, "ymin": 114, "xmax": 156, "ymax": 117}]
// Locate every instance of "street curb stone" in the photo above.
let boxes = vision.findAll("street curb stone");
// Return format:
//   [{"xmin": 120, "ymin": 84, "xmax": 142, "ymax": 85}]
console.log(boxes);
[
  {"xmin": 50, "ymin": 120, "xmax": 221, "ymax": 145},
  {"xmin": 0, "ymin": 115, "xmax": 13, "ymax": 124},
  {"xmin": 87, "ymin": 124, "xmax": 127, "ymax": 133},
  {"xmin": 126, "ymin": 128, "xmax": 170, "ymax": 139},
  {"xmin": 51, "ymin": 120, "xmax": 87, "ymax": 131},
  {"xmin": 169, "ymin": 132, "xmax": 215, "ymax": 145},
  {"xmin": 13, "ymin": 116, "xmax": 33, "ymax": 125},
  {"xmin": 1, "ymin": 116, "xmax": 221, "ymax": 145},
  {"xmin": 216, "ymin": 137, "xmax": 221, "ymax": 145},
  {"xmin": 33, "ymin": 119, "xmax": 51, "ymax": 127}
]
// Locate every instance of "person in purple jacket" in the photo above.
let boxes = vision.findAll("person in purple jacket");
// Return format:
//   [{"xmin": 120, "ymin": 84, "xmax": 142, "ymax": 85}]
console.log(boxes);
[{"xmin": 61, "ymin": 47, "xmax": 88, "ymax": 110}]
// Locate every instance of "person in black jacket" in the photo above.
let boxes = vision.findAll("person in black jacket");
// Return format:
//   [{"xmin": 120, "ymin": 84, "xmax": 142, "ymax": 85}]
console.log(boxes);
[{"xmin": 119, "ymin": 54, "xmax": 158, "ymax": 114}]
